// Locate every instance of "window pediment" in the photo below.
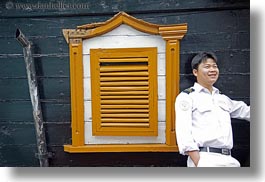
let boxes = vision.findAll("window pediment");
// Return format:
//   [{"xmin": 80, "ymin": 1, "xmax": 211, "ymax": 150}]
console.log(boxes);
[{"xmin": 63, "ymin": 12, "xmax": 187, "ymax": 43}]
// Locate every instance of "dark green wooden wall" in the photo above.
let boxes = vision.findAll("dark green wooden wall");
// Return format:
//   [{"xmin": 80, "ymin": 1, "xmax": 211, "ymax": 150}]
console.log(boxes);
[{"xmin": 0, "ymin": 0, "xmax": 250, "ymax": 167}]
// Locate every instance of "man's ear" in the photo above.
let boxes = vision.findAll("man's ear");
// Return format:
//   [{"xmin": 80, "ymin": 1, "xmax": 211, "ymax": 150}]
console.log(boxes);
[{"xmin": 193, "ymin": 69, "xmax": 198, "ymax": 77}]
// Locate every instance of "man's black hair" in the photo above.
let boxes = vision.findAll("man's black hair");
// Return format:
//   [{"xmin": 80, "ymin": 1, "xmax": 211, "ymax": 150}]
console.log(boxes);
[{"xmin": 191, "ymin": 52, "xmax": 218, "ymax": 70}]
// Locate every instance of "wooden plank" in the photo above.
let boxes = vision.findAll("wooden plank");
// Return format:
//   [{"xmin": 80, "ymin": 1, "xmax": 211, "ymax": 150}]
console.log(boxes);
[
  {"xmin": 0, "ymin": 9, "xmax": 249, "ymax": 37},
  {"xmin": 44, "ymin": 122, "xmax": 71, "ymax": 145},
  {"xmin": 0, "ymin": 123, "xmax": 70, "ymax": 151},
  {"xmin": 0, "ymin": 36, "xmax": 67, "ymax": 55},
  {"xmin": 0, "ymin": 57, "xmax": 26, "ymax": 78},
  {"xmin": 0, "ymin": 31, "xmax": 249, "ymax": 55},
  {"xmin": 141, "ymin": 9, "xmax": 249, "ymax": 34},
  {"xmin": 0, "ymin": 102, "xmax": 34, "ymax": 121},
  {"xmin": 0, "ymin": 17, "xmax": 102, "ymax": 37},
  {"xmin": 0, "ymin": 145, "xmax": 39, "ymax": 167},
  {"xmin": 41, "ymin": 103, "xmax": 71, "ymax": 122},
  {"xmin": 34, "ymin": 56, "xmax": 70, "ymax": 77},
  {"xmin": 0, "ymin": 78, "xmax": 70, "ymax": 100},
  {"xmin": 0, "ymin": 79, "xmax": 30, "ymax": 100},
  {"xmin": 181, "ymin": 32, "xmax": 249, "ymax": 52},
  {"xmin": 0, "ymin": 122, "xmax": 36, "ymax": 145},
  {"xmin": 0, "ymin": 102, "xmax": 71, "ymax": 123},
  {"xmin": 180, "ymin": 50, "xmax": 250, "ymax": 74},
  {"xmin": 38, "ymin": 77, "xmax": 70, "ymax": 100},
  {"xmin": 0, "ymin": 56, "xmax": 69, "ymax": 78},
  {"xmin": 0, "ymin": 122, "xmax": 71, "ymax": 145}
]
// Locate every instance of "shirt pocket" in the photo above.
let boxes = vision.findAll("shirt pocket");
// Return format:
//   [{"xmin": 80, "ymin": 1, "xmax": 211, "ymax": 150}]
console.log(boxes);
[
  {"xmin": 193, "ymin": 102, "xmax": 214, "ymax": 126},
  {"xmin": 217, "ymin": 100, "xmax": 232, "ymax": 125},
  {"xmin": 195, "ymin": 104, "xmax": 212, "ymax": 113},
  {"xmin": 193, "ymin": 104, "xmax": 212, "ymax": 123}
]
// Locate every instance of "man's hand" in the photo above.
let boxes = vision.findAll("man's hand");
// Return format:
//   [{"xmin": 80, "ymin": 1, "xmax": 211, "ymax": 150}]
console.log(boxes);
[{"xmin": 188, "ymin": 150, "xmax": 200, "ymax": 167}]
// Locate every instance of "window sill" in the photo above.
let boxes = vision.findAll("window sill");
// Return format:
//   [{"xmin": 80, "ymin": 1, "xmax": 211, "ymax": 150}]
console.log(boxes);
[{"xmin": 64, "ymin": 144, "xmax": 178, "ymax": 153}]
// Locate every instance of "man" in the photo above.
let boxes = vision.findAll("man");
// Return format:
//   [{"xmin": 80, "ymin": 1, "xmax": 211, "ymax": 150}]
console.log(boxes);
[{"xmin": 175, "ymin": 52, "xmax": 250, "ymax": 167}]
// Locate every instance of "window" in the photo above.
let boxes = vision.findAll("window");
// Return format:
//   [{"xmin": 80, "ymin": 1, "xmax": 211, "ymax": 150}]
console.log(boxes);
[
  {"xmin": 90, "ymin": 48, "xmax": 158, "ymax": 136},
  {"xmin": 62, "ymin": 12, "xmax": 187, "ymax": 152}
]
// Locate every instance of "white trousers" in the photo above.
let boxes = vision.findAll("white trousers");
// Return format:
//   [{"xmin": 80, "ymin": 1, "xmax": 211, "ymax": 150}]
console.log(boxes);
[{"xmin": 187, "ymin": 152, "xmax": 241, "ymax": 167}]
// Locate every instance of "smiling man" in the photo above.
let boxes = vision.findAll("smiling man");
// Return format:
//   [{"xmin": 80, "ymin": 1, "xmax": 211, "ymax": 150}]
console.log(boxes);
[{"xmin": 175, "ymin": 52, "xmax": 250, "ymax": 167}]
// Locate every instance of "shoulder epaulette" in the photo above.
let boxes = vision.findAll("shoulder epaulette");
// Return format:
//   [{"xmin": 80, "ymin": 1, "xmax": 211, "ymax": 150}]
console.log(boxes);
[{"xmin": 182, "ymin": 87, "xmax": 195, "ymax": 94}]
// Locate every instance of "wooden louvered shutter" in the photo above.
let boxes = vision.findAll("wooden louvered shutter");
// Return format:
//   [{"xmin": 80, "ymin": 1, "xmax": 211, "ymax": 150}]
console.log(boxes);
[{"xmin": 90, "ymin": 47, "xmax": 158, "ymax": 136}]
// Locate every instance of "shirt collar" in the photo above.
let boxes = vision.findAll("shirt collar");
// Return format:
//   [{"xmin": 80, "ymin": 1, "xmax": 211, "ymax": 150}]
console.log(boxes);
[{"xmin": 193, "ymin": 82, "xmax": 219, "ymax": 94}]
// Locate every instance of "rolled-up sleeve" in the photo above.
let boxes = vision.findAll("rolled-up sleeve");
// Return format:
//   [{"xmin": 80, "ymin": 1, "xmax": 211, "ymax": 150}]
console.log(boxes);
[{"xmin": 175, "ymin": 93, "xmax": 199, "ymax": 155}]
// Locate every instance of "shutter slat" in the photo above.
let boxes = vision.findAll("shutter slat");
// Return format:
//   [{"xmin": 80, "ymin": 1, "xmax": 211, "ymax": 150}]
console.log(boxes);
[
  {"xmin": 100, "ymin": 77, "xmax": 148, "ymax": 81},
  {"xmin": 100, "ymin": 58, "xmax": 148, "ymax": 63},
  {"xmin": 101, "ymin": 118, "xmax": 149, "ymax": 123},
  {"xmin": 101, "ymin": 105, "xmax": 149, "ymax": 109},
  {"xmin": 101, "ymin": 113, "xmax": 149, "ymax": 118},
  {"xmin": 101, "ymin": 95, "xmax": 149, "ymax": 99},
  {"xmin": 100, "ymin": 81, "xmax": 149, "ymax": 86},
  {"xmin": 100, "ymin": 65, "xmax": 148, "ymax": 72},
  {"xmin": 101, "ymin": 99, "xmax": 149, "ymax": 105},
  {"xmin": 100, "ymin": 91, "xmax": 149, "ymax": 95},
  {"xmin": 100, "ymin": 86, "xmax": 149, "ymax": 91},
  {"xmin": 100, "ymin": 71, "xmax": 149, "ymax": 76},
  {"xmin": 101, "ymin": 123, "xmax": 150, "ymax": 127},
  {"xmin": 101, "ymin": 109, "xmax": 149, "ymax": 113}
]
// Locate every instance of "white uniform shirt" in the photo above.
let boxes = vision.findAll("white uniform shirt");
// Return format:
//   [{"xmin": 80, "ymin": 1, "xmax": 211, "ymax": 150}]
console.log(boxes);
[{"xmin": 175, "ymin": 82, "xmax": 250, "ymax": 155}]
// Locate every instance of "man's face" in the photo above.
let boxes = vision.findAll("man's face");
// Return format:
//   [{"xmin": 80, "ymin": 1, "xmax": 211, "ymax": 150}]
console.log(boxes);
[{"xmin": 193, "ymin": 58, "xmax": 219, "ymax": 87}]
